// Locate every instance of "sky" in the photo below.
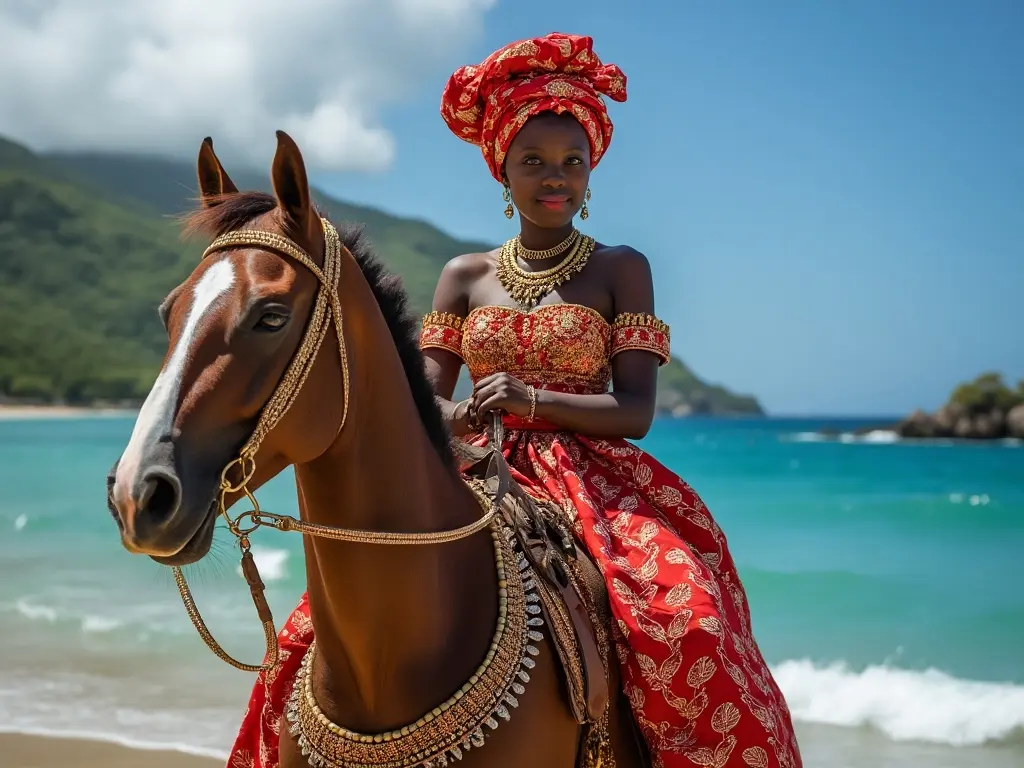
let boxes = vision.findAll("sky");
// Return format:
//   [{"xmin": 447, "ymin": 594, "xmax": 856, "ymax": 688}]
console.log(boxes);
[{"xmin": 1, "ymin": 0, "xmax": 1021, "ymax": 415}]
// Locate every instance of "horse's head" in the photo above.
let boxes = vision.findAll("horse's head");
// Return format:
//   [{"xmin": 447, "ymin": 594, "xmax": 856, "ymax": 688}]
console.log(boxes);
[{"xmin": 107, "ymin": 131, "xmax": 348, "ymax": 567}]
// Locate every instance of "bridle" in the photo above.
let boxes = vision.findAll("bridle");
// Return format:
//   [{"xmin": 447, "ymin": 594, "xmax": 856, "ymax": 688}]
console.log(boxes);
[{"xmin": 172, "ymin": 217, "xmax": 497, "ymax": 672}]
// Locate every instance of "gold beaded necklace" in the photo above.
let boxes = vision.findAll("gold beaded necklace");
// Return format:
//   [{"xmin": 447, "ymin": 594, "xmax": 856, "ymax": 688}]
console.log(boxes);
[
  {"xmin": 496, "ymin": 233, "xmax": 596, "ymax": 309},
  {"xmin": 513, "ymin": 228, "xmax": 579, "ymax": 261}
]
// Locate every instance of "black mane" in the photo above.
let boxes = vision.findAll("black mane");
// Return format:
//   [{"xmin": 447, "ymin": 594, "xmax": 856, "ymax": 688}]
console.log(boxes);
[{"xmin": 183, "ymin": 192, "xmax": 452, "ymax": 466}]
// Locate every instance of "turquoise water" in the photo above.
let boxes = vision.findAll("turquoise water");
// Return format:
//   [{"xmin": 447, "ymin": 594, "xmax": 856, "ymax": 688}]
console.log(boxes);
[{"xmin": 1, "ymin": 414, "xmax": 1022, "ymax": 765}]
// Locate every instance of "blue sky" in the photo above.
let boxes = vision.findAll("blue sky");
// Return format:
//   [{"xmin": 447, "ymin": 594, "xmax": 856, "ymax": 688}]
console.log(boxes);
[{"xmin": 310, "ymin": 1, "xmax": 1023, "ymax": 416}]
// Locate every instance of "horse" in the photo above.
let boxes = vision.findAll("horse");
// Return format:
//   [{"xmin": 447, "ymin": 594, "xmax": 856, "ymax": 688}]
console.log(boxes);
[{"xmin": 105, "ymin": 131, "xmax": 648, "ymax": 768}]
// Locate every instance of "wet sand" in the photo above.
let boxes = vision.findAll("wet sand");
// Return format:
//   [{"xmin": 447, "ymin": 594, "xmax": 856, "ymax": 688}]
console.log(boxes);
[
  {"xmin": 4, "ymin": 726, "xmax": 1022, "ymax": 768},
  {"xmin": 0, "ymin": 733, "xmax": 223, "ymax": 768}
]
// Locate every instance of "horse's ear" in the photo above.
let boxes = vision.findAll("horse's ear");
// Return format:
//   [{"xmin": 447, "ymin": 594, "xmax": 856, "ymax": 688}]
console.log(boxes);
[
  {"xmin": 197, "ymin": 137, "xmax": 239, "ymax": 207},
  {"xmin": 271, "ymin": 130, "xmax": 319, "ymax": 247}
]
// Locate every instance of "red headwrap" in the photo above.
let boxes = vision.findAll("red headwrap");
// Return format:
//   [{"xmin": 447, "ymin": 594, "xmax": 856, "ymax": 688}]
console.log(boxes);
[{"xmin": 440, "ymin": 32, "xmax": 628, "ymax": 182}]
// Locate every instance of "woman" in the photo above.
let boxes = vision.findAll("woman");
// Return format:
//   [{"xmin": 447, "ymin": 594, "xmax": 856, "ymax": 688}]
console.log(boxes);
[
  {"xmin": 421, "ymin": 33, "xmax": 802, "ymax": 768},
  {"xmin": 226, "ymin": 32, "xmax": 801, "ymax": 768}
]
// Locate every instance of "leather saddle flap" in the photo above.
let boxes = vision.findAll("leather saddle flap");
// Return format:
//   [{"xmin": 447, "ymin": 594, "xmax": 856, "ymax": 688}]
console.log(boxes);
[{"xmin": 455, "ymin": 436, "xmax": 609, "ymax": 725}]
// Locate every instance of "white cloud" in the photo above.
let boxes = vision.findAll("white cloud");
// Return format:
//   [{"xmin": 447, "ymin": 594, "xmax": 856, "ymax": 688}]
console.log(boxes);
[{"xmin": 0, "ymin": 0, "xmax": 494, "ymax": 171}]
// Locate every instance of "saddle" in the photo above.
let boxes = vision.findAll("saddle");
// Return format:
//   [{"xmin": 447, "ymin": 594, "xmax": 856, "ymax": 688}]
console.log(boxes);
[{"xmin": 453, "ymin": 418, "xmax": 616, "ymax": 767}]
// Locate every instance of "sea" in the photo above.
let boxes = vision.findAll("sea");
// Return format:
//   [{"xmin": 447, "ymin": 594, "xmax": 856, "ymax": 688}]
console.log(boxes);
[{"xmin": 0, "ymin": 414, "xmax": 1022, "ymax": 767}]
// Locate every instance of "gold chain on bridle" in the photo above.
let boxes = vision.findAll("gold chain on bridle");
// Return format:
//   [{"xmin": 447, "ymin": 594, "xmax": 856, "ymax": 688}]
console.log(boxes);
[{"xmin": 172, "ymin": 217, "xmax": 497, "ymax": 672}]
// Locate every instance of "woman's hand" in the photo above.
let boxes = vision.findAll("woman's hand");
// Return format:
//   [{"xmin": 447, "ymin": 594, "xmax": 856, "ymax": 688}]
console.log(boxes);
[{"xmin": 471, "ymin": 372, "xmax": 535, "ymax": 419}]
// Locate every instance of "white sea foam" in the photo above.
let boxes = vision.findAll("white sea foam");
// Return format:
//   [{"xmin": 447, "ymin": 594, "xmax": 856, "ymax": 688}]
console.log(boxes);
[
  {"xmin": 0, "ymin": 657, "xmax": 1020, "ymax": 759},
  {"xmin": 789, "ymin": 431, "xmax": 828, "ymax": 443},
  {"xmin": 788, "ymin": 429, "xmax": 1023, "ymax": 448},
  {"xmin": 13, "ymin": 513, "xmax": 27, "ymax": 531},
  {"xmin": 15, "ymin": 598, "xmax": 58, "ymax": 622},
  {"xmin": 773, "ymin": 659, "xmax": 1024, "ymax": 746},
  {"xmin": 857, "ymin": 429, "xmax": 900, "ymax": 443},
  {"xmin": 0, "ymin": 671, "xmax": 236, "ymax": 760},
  {"xmin": 948, "ymin": 492, "xmax": 991, "ymax": 506},
  {"xmin": 237, "ymin": 546, "xmax": 290, "ymax": 582},
  {"xmin": 7, "ymin": 596, "xmax": 186, "ymax": 636},
  {"xmin": 836, "ymin": 430, "xmax": 900, "ymax": 444},
  {"xmin": 81, "ymin": 615, "xmax": 124, "ymax": 633}
]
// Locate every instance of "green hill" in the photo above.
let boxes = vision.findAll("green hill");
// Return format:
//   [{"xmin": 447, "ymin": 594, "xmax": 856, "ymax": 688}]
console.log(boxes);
[{"xmin": 0, "ymin": 136, "xmax": 763, "ymax": 416}]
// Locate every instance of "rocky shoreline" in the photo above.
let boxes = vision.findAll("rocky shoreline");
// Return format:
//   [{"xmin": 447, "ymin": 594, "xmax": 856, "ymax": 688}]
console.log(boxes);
[
  {"xmin": 893, "ymin": 401, "xmax": 1024, "ymax": 440},
  {"xmin": 832, "ymin": 373, "xmax": 1024, "ymax": 441}
]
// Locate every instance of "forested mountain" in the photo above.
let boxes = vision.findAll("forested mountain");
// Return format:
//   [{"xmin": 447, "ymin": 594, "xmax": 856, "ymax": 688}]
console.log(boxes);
[{"xmin": 0, "ymin": 136, "xmax": 763, "ymax": 415}]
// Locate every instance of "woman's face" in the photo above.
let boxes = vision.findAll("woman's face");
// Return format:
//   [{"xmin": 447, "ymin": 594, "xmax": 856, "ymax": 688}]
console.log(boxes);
[{"xmin": 503, "ymin": 112, "xmax": 591, "ymax": 229}]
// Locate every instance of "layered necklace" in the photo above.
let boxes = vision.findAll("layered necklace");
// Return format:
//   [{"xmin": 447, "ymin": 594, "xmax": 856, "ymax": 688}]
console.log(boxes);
[{"xmin": 496, "ymin": 228, "xmax": 596, "ymax": 309}]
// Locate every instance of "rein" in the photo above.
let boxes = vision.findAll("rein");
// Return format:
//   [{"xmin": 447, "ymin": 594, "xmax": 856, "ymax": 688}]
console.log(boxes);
[{"xmin": 171, "ymin": 217, "xmax": 498, "ymax": 672}]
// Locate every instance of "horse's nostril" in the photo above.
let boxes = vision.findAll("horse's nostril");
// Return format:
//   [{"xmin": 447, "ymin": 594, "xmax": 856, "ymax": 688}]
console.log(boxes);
[
  {"xmin": 107, "ymin": 485, "xmax": 124, "ymax": 533},
  {"xmin": 139, "ymin": 470, "xmax": 182, "ymax": 523}
]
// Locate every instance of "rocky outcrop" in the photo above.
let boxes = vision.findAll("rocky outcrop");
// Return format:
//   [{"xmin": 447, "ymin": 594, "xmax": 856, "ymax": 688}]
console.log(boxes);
[
  {"xmin": 891, "ymin": 373, "xmax": 1024, "ymax": 441},
  {"xmin": 1007, "ymin": 404, "xmax": 1024, "ymax": 439}
]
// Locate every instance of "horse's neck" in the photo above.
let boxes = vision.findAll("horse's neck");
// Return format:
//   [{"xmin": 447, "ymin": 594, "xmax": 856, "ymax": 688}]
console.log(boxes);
[{"xmin": 292, "ymin": 268, "xmax": 497, "ymax": 732}]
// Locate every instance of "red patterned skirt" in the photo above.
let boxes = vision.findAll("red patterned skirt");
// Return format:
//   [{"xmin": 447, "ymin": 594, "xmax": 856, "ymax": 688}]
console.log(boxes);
[{"xmin": 225, "ymin": 425, "xmax": 802, "ymax": 768}]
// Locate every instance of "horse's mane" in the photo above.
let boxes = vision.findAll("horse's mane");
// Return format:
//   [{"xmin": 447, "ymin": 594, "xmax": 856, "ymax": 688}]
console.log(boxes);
[{"xmin": 182, "ymin": 192, "xmax": 453, "ymax": 467}]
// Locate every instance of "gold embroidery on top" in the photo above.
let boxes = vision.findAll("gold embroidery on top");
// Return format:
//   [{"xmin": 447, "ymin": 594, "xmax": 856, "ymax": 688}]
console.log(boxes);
[
  {"xmin": 461, "ymin": 305, "xmax": 612, "ymax": 394},
  {"xmin": 422, "ymin": 310, "xmax": 464, "ymax": 331}
]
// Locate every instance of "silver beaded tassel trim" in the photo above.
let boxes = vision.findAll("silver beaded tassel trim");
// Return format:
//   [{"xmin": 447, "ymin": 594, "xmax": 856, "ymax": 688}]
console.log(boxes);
[{"xmin": 284, "ymin": 525, "xmax": 545, "ymax": 768}]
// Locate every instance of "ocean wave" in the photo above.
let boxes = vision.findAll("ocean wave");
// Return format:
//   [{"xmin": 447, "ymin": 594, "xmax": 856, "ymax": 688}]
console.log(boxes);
[
  {"xmin": 1, "ymin": 656, "xmax": 1022, "ymax": 757},
  {"xmin": 14, "ymin": 598, "xmax": 57, "ymax": 622},
  {"xmin": 787, "ymin": 430, "xmax": 1023, "ymax": 448},
  {"xmin": 774, "ymin": 659, "xmax": 1024, "ymax": 746},
  {"xmin": 787, "ymin": 430, "xmax": 901, "ymax": 444},
  {"xmin": 948, "ymin": 492, "xmax": 992, "ymax": 506},
  {"xmin": 9, "ymin": 597, "xmax": 189, "ymax": 637},
  {"xmin": 788, "ymin": 431, "xmax": 829, "ymax": 443},
  {"xmin": 81, "ymin": 615, "xmax": 124, "ymax": 633},
  {"xmin": 0, "ymin": 671, "xmax": 235, "ymax": 760},
  {"xmin": 236, "ymin": 545, "xmax": 290, "ymax": 582}
]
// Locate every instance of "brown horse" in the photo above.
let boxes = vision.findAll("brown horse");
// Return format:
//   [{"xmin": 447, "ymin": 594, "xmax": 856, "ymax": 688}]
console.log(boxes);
[{"xmin": 106, "ymin": 131, "xmax": 647, "ymax": 768}]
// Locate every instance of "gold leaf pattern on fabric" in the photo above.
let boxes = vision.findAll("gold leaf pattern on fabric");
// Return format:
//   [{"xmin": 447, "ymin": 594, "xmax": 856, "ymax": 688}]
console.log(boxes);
[
  {"xmin": 687, "ymin": 657, "xmax": 718, "ymax": 689},
  {"xmin": 666, "ymin": 582, "xmax": 693, "ymax": 607},
  {"xmin": 743, "ymin": 747, "xmax": 770, "ymax": 768},
  {"xmin": 712, "ymin": 703, "xmax": 742, "ymax": 734}
]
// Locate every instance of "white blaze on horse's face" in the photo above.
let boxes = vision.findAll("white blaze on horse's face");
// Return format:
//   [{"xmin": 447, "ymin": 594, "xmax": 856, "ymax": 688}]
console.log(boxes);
[{"xmin": 112, "ymin": 259, "xmax": 236, "ymax": 511}]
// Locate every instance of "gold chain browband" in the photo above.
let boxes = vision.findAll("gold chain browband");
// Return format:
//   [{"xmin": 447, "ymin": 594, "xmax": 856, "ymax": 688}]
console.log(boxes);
[{"xmin": 171, "ymin": 217, "xmax": 551, "ymax": 768}]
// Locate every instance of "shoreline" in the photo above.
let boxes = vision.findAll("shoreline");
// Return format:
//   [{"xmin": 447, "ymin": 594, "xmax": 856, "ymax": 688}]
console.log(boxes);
[
  {"xmin": 2, "ymin": 723, "xmax": 1020, "ymax": 768},
  {"xmin": 0, "ymin": 404, "xmax": 137, "ymax": 420},
  {"xmin": 0, "ymin": 731, "xmax": 222, "ymax": 767}
]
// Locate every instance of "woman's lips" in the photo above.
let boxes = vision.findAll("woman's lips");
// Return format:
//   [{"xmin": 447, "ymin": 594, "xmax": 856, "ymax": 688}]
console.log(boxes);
[{"xmin": 538, "ymin": 196, "xmax": 570, "ymax": 210}]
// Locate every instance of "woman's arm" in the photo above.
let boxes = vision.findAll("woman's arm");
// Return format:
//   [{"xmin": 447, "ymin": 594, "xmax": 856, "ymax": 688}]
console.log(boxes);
[
  {"xmin": 422, "ymin": 254, "xmax": 479, "ymax": 437},
  {"xmin": 471, "ymin": 247, "xmax": 661, "ymax": 440}
]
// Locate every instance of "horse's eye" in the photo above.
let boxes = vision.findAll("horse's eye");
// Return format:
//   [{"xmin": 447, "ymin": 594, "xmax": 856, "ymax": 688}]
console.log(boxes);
[{"xmin": 255, "ymin": 312, "xmax": 289, "ymax": 332}]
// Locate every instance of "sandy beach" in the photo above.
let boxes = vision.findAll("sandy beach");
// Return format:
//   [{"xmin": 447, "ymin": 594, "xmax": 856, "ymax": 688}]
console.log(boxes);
[
  {"xmin": 0, "ymin": 733, "xmax": 222, "ymax": 767},
  {"xmin": 5, "ymin": 724, "xmax": 1022, "ymax": 768}
]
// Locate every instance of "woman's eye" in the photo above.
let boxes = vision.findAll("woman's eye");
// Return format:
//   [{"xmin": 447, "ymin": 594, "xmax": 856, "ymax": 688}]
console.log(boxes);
[
  {"xmin": 566, "ymin": 156, "xmax": 583, "ymax": 166},
  {"xmin": 255, "ymin": 312, "xmax": 289, "ymax": 331}
]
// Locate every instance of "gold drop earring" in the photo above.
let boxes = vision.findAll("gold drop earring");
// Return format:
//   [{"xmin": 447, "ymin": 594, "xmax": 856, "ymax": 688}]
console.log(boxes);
[
  {"xmin": 580, "ymin": 187, "xmax": 592, "ymax": 220},
  {"xmin": 503, "ymin": 182, "xmax": 514, "ymax": 219}
]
